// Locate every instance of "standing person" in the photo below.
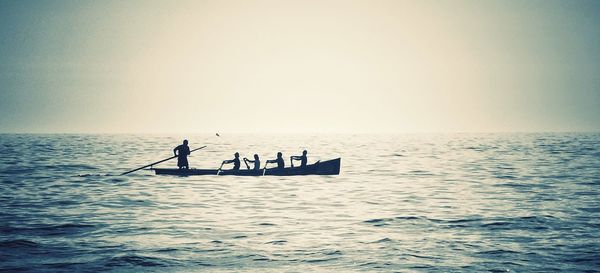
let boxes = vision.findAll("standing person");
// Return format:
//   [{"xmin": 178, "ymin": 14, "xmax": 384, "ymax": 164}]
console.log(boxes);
[
  {"xmin": 244, "ymin": 154, "xmax": 261, "ymax": 171},
  {"xmin": 222, "ymin": 152, "xmax": 241, "ymax": 171},
  {"xmin": 173, "ymin": 140, "xmax": 191, "ymax": 169},
  {"xmin": 266, "ymin": 152, "xmax": 285, "ymax": 169},
  {"xmin": 291, "ymin": 150, "xmax": 308, "ymax": 167}
]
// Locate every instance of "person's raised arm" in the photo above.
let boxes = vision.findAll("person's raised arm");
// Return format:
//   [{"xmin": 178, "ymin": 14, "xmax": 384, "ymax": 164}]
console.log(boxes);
[
  {"xmin": 222, "ymin": 159, "xmax": 234, "ymax": 164},
  {"xmin": 290, "ymin": 155, "xmax": 300, "ymax": 166}
]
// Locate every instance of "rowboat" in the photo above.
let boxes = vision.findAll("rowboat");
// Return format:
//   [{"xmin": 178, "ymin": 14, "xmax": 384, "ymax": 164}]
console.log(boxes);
[{"xmin": 153, "ymin": 158, "xmax": 341, "ymax": 176}]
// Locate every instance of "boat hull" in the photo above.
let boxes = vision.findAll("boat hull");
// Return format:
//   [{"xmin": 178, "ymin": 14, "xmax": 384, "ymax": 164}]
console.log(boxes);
[{"xmin": 153, "ymin": 158, "xmax": 341, "ymax": 176}]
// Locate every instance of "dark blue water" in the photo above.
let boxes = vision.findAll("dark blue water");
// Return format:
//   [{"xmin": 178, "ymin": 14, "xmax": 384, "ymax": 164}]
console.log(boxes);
[{"xmin": 1, "ymin": 133, "xmax": 599, "ymax": 272}]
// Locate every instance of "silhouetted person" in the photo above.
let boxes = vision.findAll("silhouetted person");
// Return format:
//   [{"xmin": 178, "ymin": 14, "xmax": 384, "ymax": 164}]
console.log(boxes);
[
  {"xmin": 222, "ymin": 152, "xmax": 241, "ymax": 170},
  {"xmin": 266, "ymin": 152, "xmax": 285, "ymax": 169},
  {"xmin": 291, "ymin": 150, "xmax": 308, "ymax": 167},
  {"xmin": 173, "ymin": 140, "xmax": 191, "ymax": 169},
  {"xmin": 244, "ymin": 154, "xmax": 261, "ymax": 171}
]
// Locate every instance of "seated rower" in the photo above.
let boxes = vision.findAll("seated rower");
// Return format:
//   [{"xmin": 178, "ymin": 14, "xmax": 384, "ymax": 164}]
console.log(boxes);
[
  {"xmin": 290, "ymin": 150, "xmax": 308, "ymax": 167},
  {"xmin": 222, "ymin": 152, "xmax": 241, "ymax": 170},
  {"xmin": 266, "ymin": 152, "xmax": 285, "ymax": 169},
  {"xmin": 243, "ymin": 154, "xmax": 261, "ymax": 171}
]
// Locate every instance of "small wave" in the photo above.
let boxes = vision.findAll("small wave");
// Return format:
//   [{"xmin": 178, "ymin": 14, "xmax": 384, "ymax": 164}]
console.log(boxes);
[
  {"xmin": 106, "ymin": 254, "xmax": 179, "ymax": 267},
  {"xmin": 154, "ymin": 248, "xmax": 178, "ymax": 253},
  {"xmin": 364, "ymin": 216, "xmax": 426, "ymax": 226},
  {"xmin": 0, "ymin": 225, "xmax": 16, "ymax": 233},
  {"xmin": 303, "ymin": 256, "xmax": 340, "ymax": 263},
  {"xmin": 324, "ymin": 250, "xmax": 343, "ymax": 255},
  {"xmin": 41, "ymin": 261, "xmax": 90, "ymax": 270},
  {"xmin": 372, "ymin": 238, "xmax": 392, "ymax": 243},
  {"xmin": 75, "ymin": 173, "xmax": 113, "ymax": 177},
  {"xmin": 364, "ymin": 218, "xmax": 388, "ymax": 227},
  {"xmin": 0, "ymin": 239, "xmax": 39, "ymax": 248},
  {"xmin": 12, "ymin": 223, "xmax": 100, "ymax": 236},
  {"xmin": 365, "ymin": 217, "xmax": 416, "ymax": 227},
  {"xmin": 443, "ymin": 218, "xmax": 483, "ymax": 224},
  {"xmin": 193, "ymin": 248, "xmax": 228, "ymax": 253},
  {"xmin": 407, "ymin": 253, "xmax": 441, "ymax": 260},
  {"xmin": 395, "ymin": 216, "xmax": 423, "ymax": 220},
  {"xmin": 493, "ymin": 182, "xmax": 537, "ymax": 189},
  {"xmin": 258, "ymin": 223, "xmax": 276, "ymax": 226},
  {"xmin": 409, "ymin": 264, "xmax": 435, "ymax": 269},
  {"xmin": 577, "ymin": 207, "xmax": 600, "ymax": 213},
  {"xmin": 265, "ymin": 240, "xmax": 287, "ymax": 245},
  {"xmin": 54, "ymin": 223, "xmax": 96, "ymax": 229},
  {"xmin": 363, "ymin": 215, "xmax": 559, "ymax": 231},
  {"xmin": 562, "ymin": 256, "xmax": 599, "ymax": 263},
  {"xmin": 408, "ymin": 170, "xmax": 434, "ymax": 176},
  {"xmin": 54, "ymin": 200, "xmax": 79, "ymax": 206},
  {"xmin": 359, "ymin": 261, "xmax": 379, "ymax": 267},
  {"xmin": 108, "ymin": 177, "xmax": 127, "ymax": 183},
  {"xmin": 235, "ymin": 254, "xmax": 270, "ymax": 261},
  {"xmin": 576, "ymin": 180, "xmax": 600, "ymax": 186},
  {"xmin": 480, "ymin": 222, "xmax": 510, "ymax": 228},
  {"xmin": 191, "ymin": 261, "xmax": 215, "ymax": 267},
  {"xmin": 477, "ymin": 215, "xmax": 557, "ymax": 230},
  {"xmin": 0, "ymin": 266, "xmax": 30, "ymax": 272},
  {"xmin": 0, "ymin": 168, "xmax": 33, "ymax": 175},
  {"xmin": 477, "ymin": 249, "xmax": 520, "ymax": 255},
  {"xmin": 43, "ymin": 164, "xmax": 99, "ymax": 171}
]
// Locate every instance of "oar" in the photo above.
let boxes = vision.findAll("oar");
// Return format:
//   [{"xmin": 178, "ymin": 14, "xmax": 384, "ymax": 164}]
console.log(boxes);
[
  {"xmin": 121, "ymin": 146, "xmax": 207, "ymax": 175},
  {"xmin": 243, "ymin": 158, "xmax": 251, "ymax": 170},
  {"xmin": 216, "ymin": 162, "xmax": 224, "ymax": 175},
  {"xmin": 262, "ymin": 162, "xmax": 269, "ymax": 176}
]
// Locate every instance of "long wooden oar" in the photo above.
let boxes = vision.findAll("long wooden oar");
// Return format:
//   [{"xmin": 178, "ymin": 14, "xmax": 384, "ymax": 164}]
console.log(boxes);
[
  {"xmin": 216, "ymin": 162, "xmax": 225, "ymax": 175},
  {"xmin": 121, "ymin": 146, "xmax": 207, "ymax": 175},
  {"xmin": 262, "ymin": 162, "xmax": 269, "ymax": 176}
]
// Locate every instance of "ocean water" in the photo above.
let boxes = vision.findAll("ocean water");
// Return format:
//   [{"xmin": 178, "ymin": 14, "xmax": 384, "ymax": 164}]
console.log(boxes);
[{"xmin": 0, "ymin": 133, "xmax": 599, "ymax": 272}]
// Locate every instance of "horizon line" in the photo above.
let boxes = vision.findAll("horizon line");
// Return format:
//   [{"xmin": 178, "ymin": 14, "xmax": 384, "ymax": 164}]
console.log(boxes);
[{"xmin": 1, "ymin": 131, "xmax": 599, "ymax": 135}]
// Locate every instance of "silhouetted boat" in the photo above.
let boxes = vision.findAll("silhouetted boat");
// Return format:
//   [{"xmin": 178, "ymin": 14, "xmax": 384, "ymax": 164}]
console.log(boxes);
[{"xmin": 153, "ymin": 158, "xmax": 341, "ymax": 176}]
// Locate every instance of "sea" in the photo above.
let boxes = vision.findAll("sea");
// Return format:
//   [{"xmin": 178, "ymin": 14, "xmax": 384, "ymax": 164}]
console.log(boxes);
[{"xmin": 0, "ymin": 133, "xmax": 599, "ymax": 272}]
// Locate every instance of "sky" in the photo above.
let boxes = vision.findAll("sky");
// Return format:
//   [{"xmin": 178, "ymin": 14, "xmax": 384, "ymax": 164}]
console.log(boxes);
[{"xmin": 0, "ymin": 0, "xmax": 599, "ymax": 133}]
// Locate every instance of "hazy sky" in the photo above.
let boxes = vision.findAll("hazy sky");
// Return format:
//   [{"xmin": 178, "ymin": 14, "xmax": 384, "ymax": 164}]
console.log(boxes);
[{"xmin": 1, "ymin": 0, "xmax": 599, "ymax": 133}]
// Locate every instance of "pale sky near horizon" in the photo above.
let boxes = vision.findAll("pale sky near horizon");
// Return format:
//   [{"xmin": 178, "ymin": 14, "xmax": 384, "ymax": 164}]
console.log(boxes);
[{"xmin": 1, "ymin": 0, "xmax": 599, "ymax": 133}]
